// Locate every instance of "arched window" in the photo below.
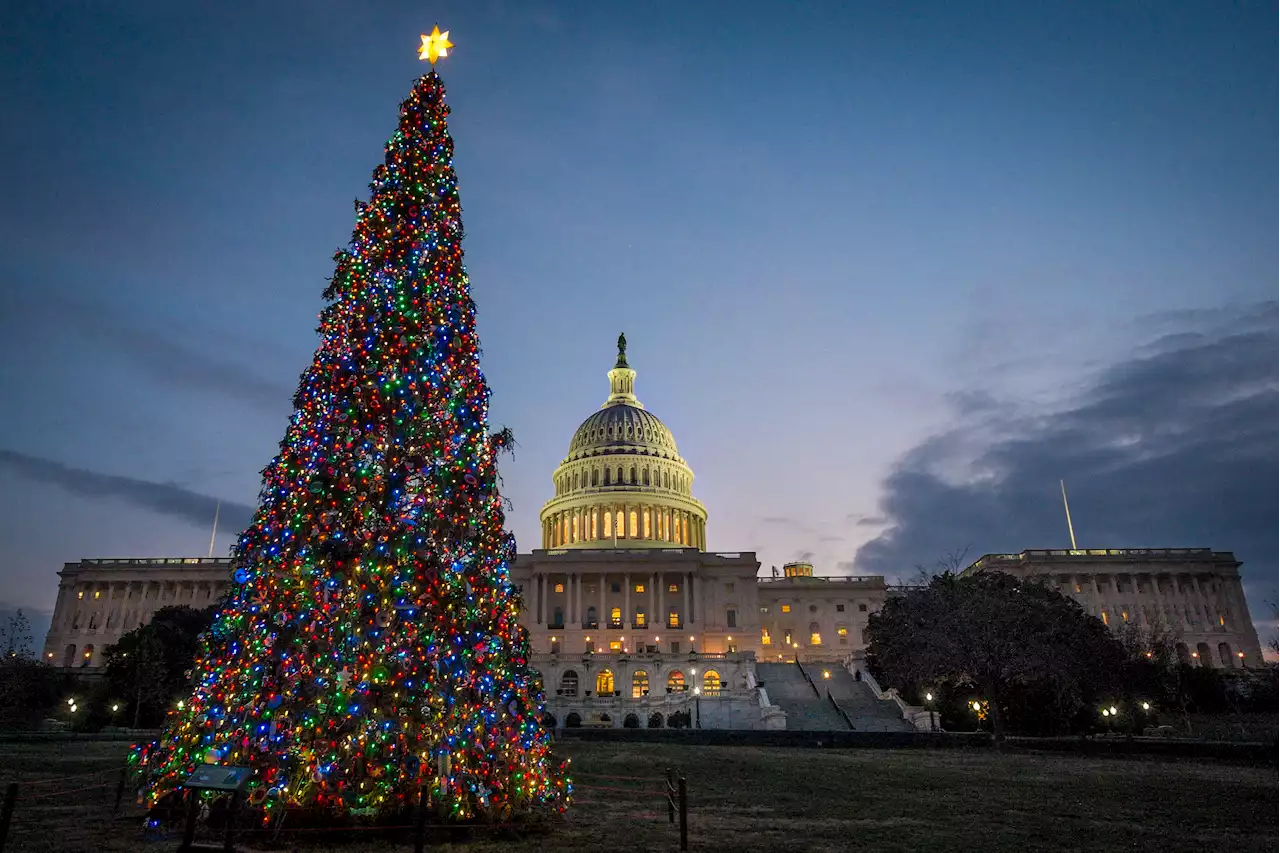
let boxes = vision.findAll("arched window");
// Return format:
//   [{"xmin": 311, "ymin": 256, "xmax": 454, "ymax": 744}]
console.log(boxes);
[
  {"xmin": 632, "ymin": 670, "xmax": 650, "ymax": 698},
  {"xmin": 629, "ymin": 510, "xmax": 638, "ymax": 538},
  {"xmin": 643, "ymin": 508, "xmax": 651, "ymax": 538},
  {"xmin": 666, "ymin": 670, "xmax": 685, "ymax": 693},
  {"xmin": 1218, "ymin": 642, "xmax": 1233, "ymax": 667},
  {"xmin": 610, "ymin": 607, "xmax": 622, "ymax": 627},
  {"xmin": 572, "ymin": 514, "xmax": 580, "ymax": 542},
  {"xmin": 573, "ymin": 472, "xmax": 579, "ymax": 489},
  {"xmin": 603, "ymin": 511, "xmax": 613, "ymax": 538},
  {"xmin": 809, "ymin": 622, "xmax": 822, "ymax": 646},
  {"xmin": 560, "ymin": 670, "xmax": 579, "ymax": 696},
  {"xmin": 663, "ymin": 471, "xmax": 670, "ymax": 489},
  {"xmin": 565, "ymin": 712, "xmax": 582, "ymax": 728},
  {"xmin": 596, "ymin": 669, "xmax": 615, "ymax": 695},
  {"xmin": 88, "ymin": 613, "xmax": 99, "ymax": 630},
  {"xmin": 702, "ymin": 670, "xmax": 722, "ymax": 696},
  {"xmin": 630, "ymin": 466, "xmax": 637, "ymax": 484},
  {"xmin": 590, "ymin": 509, "xmax": 599, "ymax": 539},
  {"xmin": 1195, "ymin": 642, "xmax": 1212, "ymax": 666},
  {"xmin": 604, "ymin": 469, "xmax": 611, "ymax": 486},
  {"xmin": 643, "ymin": 468, "xmax": 650, "ymax": 486},
  {"xmin": 591, "ymin": 469, "xmax": 599, "ymax": 486},
  {"xmin": 81, "ymin": 644, "xmax": 95, "ymax": 666},
  {"xmin": 586, "ymin": 606, "xmax": 598, "ymax": 628},
  {"xmin": 63, "ymin": 644, "xmax": 76, "ymax": 667},
  {"xmin": 616, "ymin": 466, "xmax": 623, "ymax": 484}
]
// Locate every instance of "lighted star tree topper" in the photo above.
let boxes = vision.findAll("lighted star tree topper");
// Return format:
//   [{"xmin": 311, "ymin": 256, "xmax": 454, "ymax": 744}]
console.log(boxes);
[{"xmin": 132, "ymin": 31, "xmax": 571, "ymax": 824}]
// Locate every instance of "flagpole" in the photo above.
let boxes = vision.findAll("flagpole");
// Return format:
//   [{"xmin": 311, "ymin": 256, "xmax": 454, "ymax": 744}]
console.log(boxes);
[
  {"xmin": 1060, "ymin": 480, "xmax": 1078, "ymax": 551},
  {"xmin": 208, "ymin": 500, "xmax": 221, "ymax": 559}
]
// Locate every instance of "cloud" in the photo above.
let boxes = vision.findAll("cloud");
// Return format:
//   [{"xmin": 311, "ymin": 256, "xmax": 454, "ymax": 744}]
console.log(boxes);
[
  {"xmin": 855, "ymin": 302, "xmax": 1279, "ymax": 615},
  {"xmin": 0, "ymin": 290, "xmax": 293, "ymax": 410},
  {"xmin": 0, "ymin": 449, "xmax": 256, "ymax": 533}
]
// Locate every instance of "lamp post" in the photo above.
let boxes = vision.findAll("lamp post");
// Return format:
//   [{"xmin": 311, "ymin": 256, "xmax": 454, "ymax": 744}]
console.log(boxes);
[{"xmin": 924, "ymin": 691, "xmax": 937, "ymax": 732}]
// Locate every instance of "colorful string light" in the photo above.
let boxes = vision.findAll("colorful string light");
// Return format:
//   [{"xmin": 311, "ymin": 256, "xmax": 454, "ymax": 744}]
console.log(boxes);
[{"xmin": 133, "ymin": 68, "xmax": 571, "ymax": 824}]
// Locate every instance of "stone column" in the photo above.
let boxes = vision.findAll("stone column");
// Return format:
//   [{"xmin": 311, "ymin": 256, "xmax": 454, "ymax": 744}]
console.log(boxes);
[
  {"xmin": 624, "ymin": 573, "xmax": 632, "ymax": 626},
  {"xmin": 575, "ymin": 572, "xmax": 583, "ymax": 626},
  {"xmin": 598, "ymin": 574, "xmax": 606, "ymax": 628},
  {"xmin": 650, "ymin": 572, "xmax": 657, "ymax": 627},
  {"xmin": 537, "ymin": 575, "xmax": 545, "ymax": 625},
  {"xmin": 682, "ymin": 574, "xmax": 690, "ymax": 628}
]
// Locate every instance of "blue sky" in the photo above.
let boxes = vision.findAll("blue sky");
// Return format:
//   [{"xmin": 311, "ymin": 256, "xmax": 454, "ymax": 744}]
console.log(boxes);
[{"xmin": 0, "ymin": 1, "xmax": 1275, "ymax": 644}]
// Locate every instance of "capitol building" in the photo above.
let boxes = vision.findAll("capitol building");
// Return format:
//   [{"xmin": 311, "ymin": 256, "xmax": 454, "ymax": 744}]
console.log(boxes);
[{"xmin": 41, "ymin": 338, "xmax": 1265, "ymax": 731}]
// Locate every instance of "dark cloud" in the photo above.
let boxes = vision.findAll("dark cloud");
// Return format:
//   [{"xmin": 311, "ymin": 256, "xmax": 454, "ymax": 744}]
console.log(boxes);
[
  {"xmin": 855, "ymin": 302, "xmax": 1278, "ymax": 614},
  {"xmin": 0, "ymin": 449, "xmax": 256, "ymax": 534},
  {"xmin": 0, "ymin": 290, "xmax": 293, "ymax": 410}
]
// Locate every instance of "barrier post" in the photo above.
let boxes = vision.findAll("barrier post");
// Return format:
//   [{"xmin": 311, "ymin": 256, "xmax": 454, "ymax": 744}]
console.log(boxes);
[
  {"xmin": 113, "ymin": 766, "xmax": 127, "ymax": 816},
  {"xmin": 678, "ymin": 776, "xmax": 687, "ymax": 851},
  {"xmin": 413, "ymin": 786, "xmax": 428, "ymax": 853},
  {"xmin": 0, "ymin": 782, "xmax": 18, "ymax": 853},
  {"xmin": 666, "ymin": 768, "xmax": 675, "ymax": 824}
]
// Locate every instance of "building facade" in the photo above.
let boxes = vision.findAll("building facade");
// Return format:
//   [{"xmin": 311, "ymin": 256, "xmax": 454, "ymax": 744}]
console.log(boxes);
[
  {"xmin": 41, "ymin": 557, "xmax": 233, "ymax": 668},
  {"xmin": 965, "ymin": 549, "xmax": 1264, "ymax": 667},
  {"xmin": 40, "ymin": 339, "xmax": 1266, "ymax": 728}
]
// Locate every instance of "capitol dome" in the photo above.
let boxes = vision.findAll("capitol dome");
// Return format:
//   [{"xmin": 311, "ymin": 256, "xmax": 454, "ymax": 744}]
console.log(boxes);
[{"xmin": 540, "ymin": 335, "xmax": 707, "ymax": 550}]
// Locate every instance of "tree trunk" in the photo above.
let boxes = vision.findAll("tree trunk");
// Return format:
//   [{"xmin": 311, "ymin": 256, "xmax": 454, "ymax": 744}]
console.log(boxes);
[{"xmin": 990, "ymin": 696, "xmax": 1006, "ymax": 748}]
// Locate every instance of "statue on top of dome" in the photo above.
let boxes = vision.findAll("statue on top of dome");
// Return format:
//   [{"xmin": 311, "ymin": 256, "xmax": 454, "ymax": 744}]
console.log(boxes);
[{"xmin": 615, "ymin": 332, "xmax": 628, "ymax": 368}]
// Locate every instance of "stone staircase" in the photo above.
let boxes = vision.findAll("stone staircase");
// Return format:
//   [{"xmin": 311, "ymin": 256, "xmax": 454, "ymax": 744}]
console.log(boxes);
[
  {"xmin": 813, "ymin": 664, "xmax": 916, "ymax": 732},
  {"xmin": 754, "ymin": 662, "xmax": 850, "ymax": 731}
]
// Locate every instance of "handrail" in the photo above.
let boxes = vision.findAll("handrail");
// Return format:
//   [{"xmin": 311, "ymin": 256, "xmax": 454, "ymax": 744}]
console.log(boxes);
[
  {"xmin": 827, "ymin": 690, "xmax": 855, "ymax": 730},
  {"xmin": 794, "ymin": 659, "xmax": 820, "ymax": 698}
]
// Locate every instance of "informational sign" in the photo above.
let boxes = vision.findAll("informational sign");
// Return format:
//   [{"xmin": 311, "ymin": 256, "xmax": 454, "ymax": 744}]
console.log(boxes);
[{"xmin": 182, "ymin": 766, "xmax": 252, "ymax": 793}]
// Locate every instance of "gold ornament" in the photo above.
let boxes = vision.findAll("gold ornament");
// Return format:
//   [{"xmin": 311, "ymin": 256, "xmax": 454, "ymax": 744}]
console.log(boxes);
[{"xmin": 419, "ymin": 26, "xmax": 454, "ymax": 64}]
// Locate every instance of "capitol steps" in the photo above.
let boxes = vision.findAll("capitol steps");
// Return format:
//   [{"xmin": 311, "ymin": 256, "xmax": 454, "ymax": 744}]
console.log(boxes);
[
  {"xmin": 804, "ymin": 663, "xmax": 917, "ymax": 732},
  {"xmin": 753, "ymin": 662, "xmax": 850, "ymax": 731}
]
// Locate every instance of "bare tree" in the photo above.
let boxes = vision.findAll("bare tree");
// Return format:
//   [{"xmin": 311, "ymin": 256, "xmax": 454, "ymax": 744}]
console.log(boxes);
[
  {"xmin": 907, "ymin": 546, "xmax": 972, "ymax": 586},
  {"xmin": 0, "ymin": 610, "xmax": 34, "ymax": 660}
]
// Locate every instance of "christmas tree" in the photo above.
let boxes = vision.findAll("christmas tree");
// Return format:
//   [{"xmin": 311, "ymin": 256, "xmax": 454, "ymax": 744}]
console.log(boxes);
[{"xmin": 134, "ymin": 30, "xmax": 571, "ymax": 823}]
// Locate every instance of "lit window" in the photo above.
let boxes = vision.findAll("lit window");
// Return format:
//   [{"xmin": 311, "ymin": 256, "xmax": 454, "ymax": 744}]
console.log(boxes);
[
  {"xmin": 810, "ymin": 633, "xmax": 822, "ymax": 646},
  {"xmin": 668, "ymin": 610, "xmax": 680, "ymax": 628},
  {"xmin": 761, "ymin": 628, "xmax": 771, "ymax": 645},
  {"xmin": 635, "ymin": 611, "xmax": 646, "ymax": 627},
  {"xmin": 1075, "ymin": 583, "xmax": 1082, "ymax": 593},
  {"xmin": 632, "ymin": 670, "xmax": 649, "ymax": 698},
  {"xmin": 584, "ymin": 639, "xmax": 595, "ymax": 654},
  {"xmin": 554, "ymin": 583, "xmax": 564, "ymax": 594},
  {"xmin": 781, "ymin": 604, "xmax": 791, "ymax": 613},
  {"xmin": 727, "ymin": 641, "xmax": 738, "ymax": 653},
  {"xmin": 608, "ymin": 641, "xmax": 622, "ymax": 652},
  {"xmin": 610, "ymin": 607, "xmax": 622, "ymax": 624},
  {"xmin": 667, "ymin": 671, "xmax": 685, "ymax": 692},
  {"xmin": 634, "ymin": 583, "xmax": 645, "ymax": 593},
  {"xmin": 77, "ymin": 591, "xmax": 84, "ymax": 600},
  {"xmin": 759, "ymin": 606, "xmax": 769, "ymax": 614},
  {"xmin": 1101, "ymin": 610, "xmax": 1109, "ymax": 626},
  {"xmin": 1219, "ymin": 615, "xmax": 1225, "ymax": 627},
  {"xmin": 703, "ymin": 671, "xmax": 722, "ymax": 696},
  {"xmin": 93, "ymin": 591, "xmax": 101, "ymax": 600},
  {"xmin": 597, "ymin": 670, "xmax": 615, "ymax": 694},
  {"xmin": 783, "ymin": 630, "xmax": 793, "ymax": 645},
  {"xmin": 668, "ymin": 583, "xmax": 679, "ymax": 593},
  {"xmin": 837, "ymin": 626, "xmax": 848, "ymax": 637},
  {"xmin": 1121, "ymin": 609, "xmax": 1129, "ymax": 622}
]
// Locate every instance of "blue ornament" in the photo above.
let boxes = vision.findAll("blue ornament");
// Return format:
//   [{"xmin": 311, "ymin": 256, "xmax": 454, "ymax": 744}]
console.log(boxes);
[{"xmin": 234, "ymin": 569, "xmax": 249, "ymax": 584}]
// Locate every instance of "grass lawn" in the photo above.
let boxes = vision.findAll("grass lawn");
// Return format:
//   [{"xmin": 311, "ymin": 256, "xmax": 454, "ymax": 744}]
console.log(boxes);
[{"xmin": 0, "ymin": 738, "xmax": 1274, "ymax": 853}]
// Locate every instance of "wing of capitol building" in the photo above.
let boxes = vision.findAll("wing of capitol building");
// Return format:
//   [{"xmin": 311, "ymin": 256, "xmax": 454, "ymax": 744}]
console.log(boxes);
[{"xmin": 40, "ymin": 337, "xmax": 1265, "ymax": 731}]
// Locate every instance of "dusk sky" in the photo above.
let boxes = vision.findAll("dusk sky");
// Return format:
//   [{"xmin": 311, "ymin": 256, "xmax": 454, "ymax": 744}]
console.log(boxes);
[{"xmin": 1, "ymin": 2, "xmax": 1275, "ymax": 645}]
